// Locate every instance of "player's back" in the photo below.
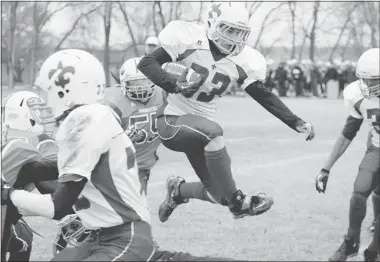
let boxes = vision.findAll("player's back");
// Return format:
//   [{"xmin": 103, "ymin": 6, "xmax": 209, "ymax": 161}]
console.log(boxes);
[
  {"xmin": 159, "ymin": 20, "xmax": 266, "ymax": 121},
  {"xmin": 1, "ymin": 138, "xmax": 43, "ymax": 190},
  {"xmin": 56, "ymin": 103, "xmax": 151, "ymax": 229},
  {"xmin": 344, "ymin": 81, "xmax": 380, "ymax": 147},
  {"xmin": 105, "ymin": 85, "xmax": 164, "ymax": 170}
]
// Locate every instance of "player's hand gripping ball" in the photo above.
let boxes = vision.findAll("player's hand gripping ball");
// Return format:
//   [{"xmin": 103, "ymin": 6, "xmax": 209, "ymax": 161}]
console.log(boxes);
[{"xmin": 163, "ymin": 63, "xmax": 202, "ymax": 98}]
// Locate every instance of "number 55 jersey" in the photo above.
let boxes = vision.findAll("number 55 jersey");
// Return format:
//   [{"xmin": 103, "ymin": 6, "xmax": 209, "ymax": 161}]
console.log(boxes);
[
  {"xmin": 158, "ymin": 20, "xmax": 267, "ymax": 121},
  {"xmin": 344, "ymin": 80, "xmax": 380, "ymax": 148},
  {"xmin": 104, "ymin": 85, "xmax": 164, "ymax": 171}
]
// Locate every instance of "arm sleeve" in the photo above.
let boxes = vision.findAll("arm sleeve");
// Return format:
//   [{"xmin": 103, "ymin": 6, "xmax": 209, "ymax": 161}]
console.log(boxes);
[
  {"xmin": 52, "ymin": 179, "xmax": 87, "ymax": 220},
  {"xmin": 342, "ymin": 115, "xmax": 363, "ymax": 140},
  {"xmin": 56, "ymin": 105, "xmax": 123, "ymax": 181},
  {"xmin": 245, "ymin": 81, "xmax": 304, "ymax": 132},
  {"xmin": 137, "ymin": 47, "xmax": 178, "ymax": 93}
]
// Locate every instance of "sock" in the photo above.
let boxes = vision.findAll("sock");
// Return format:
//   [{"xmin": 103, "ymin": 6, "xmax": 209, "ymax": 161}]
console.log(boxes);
[
  {"xmin": 372, "ymin": 191, "xmax": 380, "ymax": 219},
  {"xmin": 347, "ymin": 193, "xmax": 367, "ymax": 242},
  {"xmin": 367, "ymin": 215, "xmax": 380, "ymax": 253},
  {"xmin": 178, "ymin": 182, "xmax": 217, "ymax": 204},
  {"xmin": 204, "ymin": 147, "xmax": 237, "ymax": 204}
]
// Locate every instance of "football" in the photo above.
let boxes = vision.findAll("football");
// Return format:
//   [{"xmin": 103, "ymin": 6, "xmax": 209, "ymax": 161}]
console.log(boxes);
[{"xmin": 162, "ymin": 62, "xmax": 201, "ymax": 82}]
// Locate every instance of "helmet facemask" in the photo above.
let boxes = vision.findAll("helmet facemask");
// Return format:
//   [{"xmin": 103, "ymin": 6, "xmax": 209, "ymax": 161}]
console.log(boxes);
[
  {"xmin": 358, "ymin": 78, "xmax": 380, "ymax": 99},
  {"xmin": 209, "ymin": 21, "xmax": 251, "ymax": 56},
  {"xmin": 57, "ymin": 215, "xmax": 89, "ymax": 248},
  {"xmin": 26, "ymin": 97, "xmax": 57, "ymax": 137},
  {"xmin": 122, "ymin": 76, "xmax": 155, "ymax": 102}
]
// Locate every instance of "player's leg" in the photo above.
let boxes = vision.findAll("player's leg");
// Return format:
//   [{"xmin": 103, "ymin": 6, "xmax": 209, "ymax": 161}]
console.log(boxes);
[
  {"xmin": 364, "ymin": 214, "xmax": 380, "ymax": 261},
  {"xmin": 370, "ymin": 185, "xmax": 380, "ymax": 233},
  {"xmin": 80, "ymin": 221, "xmax": 156, "ymax": 261},
  {"xmin": 329, "ymin": 145, "xmax": 380, "ymax": 262},
  {"xmin": 151, "ymin": 249, "xmax": 239, "ymax": 261},
  {"xmin": 7, "ymin": 220, "xmax": 33, "ymax": 262},
  {"xmin": 157, "ymin": 114, "xmax": 273, "ymax": 222}
]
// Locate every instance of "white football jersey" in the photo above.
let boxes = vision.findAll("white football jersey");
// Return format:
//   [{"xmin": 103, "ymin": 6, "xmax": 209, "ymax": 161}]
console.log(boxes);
[
  {"xmin": 55, "ymin": 104, "xmax": 150, "ymax": 229},
  {"xmin": 159, "ymin": 20, "xmax": 266, "ymax": 121},
  {"xmin": 344, "ymin": 81, "xmax": 380, "ymax": 147}
]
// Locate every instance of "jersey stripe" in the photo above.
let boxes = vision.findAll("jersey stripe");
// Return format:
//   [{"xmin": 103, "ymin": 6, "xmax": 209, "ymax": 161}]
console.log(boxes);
[{"xmin": 90, "ymin": 151, "xmax": 141, "ymax": 223}]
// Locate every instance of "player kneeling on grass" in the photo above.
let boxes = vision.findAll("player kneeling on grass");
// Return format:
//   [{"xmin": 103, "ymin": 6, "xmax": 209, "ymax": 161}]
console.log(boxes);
[
  {"xmin": 2, "ymin": 49, "xmax": 156, "ymax": 261},
  {"xmin": 137, "ymin": 1, "xmax": 315, "ymax": 222},
  {"xmin": 316, "ymin": 48, "xmax": 380, "ymax": 262}
]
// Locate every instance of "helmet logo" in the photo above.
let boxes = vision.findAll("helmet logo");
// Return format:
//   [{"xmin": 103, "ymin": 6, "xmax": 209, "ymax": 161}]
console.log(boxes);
[
  {"xmin": 208, "ymin": 3, "xmax": 222, "ymax": 20},
  {"xmin": 48, "ymin": 61, "xmax": 76, "ymax": 90}
]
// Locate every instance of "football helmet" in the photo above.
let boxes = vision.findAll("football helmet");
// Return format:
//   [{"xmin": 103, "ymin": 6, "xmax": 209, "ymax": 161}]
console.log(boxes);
[
  {"xmin": 1, "ymin": 91, "xmax": 55, "ymax": 136},
  {"xmin": 34, "ymin": 49, "xmax": 106, "ymax": 118},
  {"xmin": 55, "ymin": 214, "xmax": 88, "ymax": 249},
  {"xmin": 145, "ymin": 36, "xmax": 159, "ymax": 55},
  {"xmin": 119, "ymin": 57, "xmax": 155, "ymax": 102},
  {"xmin": 356, "ymin": 48, "xmax": 380, "ymax": 99},
  {"xmin": 205, "ymin": 2, "xmax": 251, "ymax": 56}
]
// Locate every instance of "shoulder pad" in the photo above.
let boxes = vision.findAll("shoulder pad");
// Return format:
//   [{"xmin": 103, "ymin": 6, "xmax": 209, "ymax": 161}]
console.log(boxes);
[{"xmin": 343, "ymin": 80, "xmax": 363, "ymax": 106}]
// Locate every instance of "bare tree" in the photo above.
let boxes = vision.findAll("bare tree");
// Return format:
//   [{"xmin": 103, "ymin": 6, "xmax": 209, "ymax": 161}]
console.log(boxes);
[
  {"xmin": 308, "ymin": 0, "xmax": 320, "ymax": 61},
  {"xmin": 246, "ymin": 1, "xmax": 263, "ymax": 19},
  {"xmin": 103, "ymin": 2, "xmax": 112, "ymax": 86},
  {"xmin": 7, "ymin": 2, "xmax": 18, "ymax": 89},
  {"xmin": 253, "ymin": 3, "xmax": 286, "ymax": 49},
  {"xmin": 328, "ymin": 2, "xmax": 358, "ymax": 61},
  {"xmin": 361, "ymin": 2, "xmax": 379, "ymax": 47},
  {"xmin": 54, "ymin": 6, "xmax": 99, "ymax": 51},
  {"xmin": 288, "ymin": 1, "xmax": 297, "ymax": 59}
]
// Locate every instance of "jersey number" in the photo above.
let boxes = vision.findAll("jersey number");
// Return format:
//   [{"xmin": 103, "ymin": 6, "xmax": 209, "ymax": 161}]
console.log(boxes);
[
  {"xmin": 128, "ymin": 112, "xmax": 158, "ymax": 144},
  {"xmin": 190, "ymin": 63, "xmax": 231, "ymax": 103},
  {"xmin": 367, "ymin": 108, "xmax": 380, "ymax": 134}
]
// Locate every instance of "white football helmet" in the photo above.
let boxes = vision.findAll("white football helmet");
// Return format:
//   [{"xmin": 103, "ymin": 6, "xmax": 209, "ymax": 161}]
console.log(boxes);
[
  {"xmin": 356, "ymin": 48, "xmax": 380, "ymax": 99},
  {"xmin": 205, "ymin": 2, "xmax": 251, "ymax": 56},
  {"xmin": 119, "ymin": 57, "xmax": 155, "ymax": 102},
  {"xmin": 34, "ymin": 49, "xmax": 106, "ymax": 118},
  {"xmin": 1, "ymin": 91, "xmax": 55, "ymax": 136}
]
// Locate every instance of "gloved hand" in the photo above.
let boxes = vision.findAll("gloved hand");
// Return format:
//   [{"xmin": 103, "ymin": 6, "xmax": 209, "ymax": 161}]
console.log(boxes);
[
  {"xmin": 315, "ymin": 168, "xmax": 330, "ymax": 193},
  {"xmin": 126, "ymin": 125, "xmax": 146, "ymax": 143},
  {"xmin": 296, "ymin": 120, "xmax": 315, "ymax": 141}
]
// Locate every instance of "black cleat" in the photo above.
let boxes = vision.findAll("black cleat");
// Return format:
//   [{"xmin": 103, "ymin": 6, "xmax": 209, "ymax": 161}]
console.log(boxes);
[
  {"xmin": 229, "ymin": 191, "xmax": 274, "ymax": 219},
  {"xmin": 158, "ymin": 176, "xmax": 189, "ymax": 223},
  {"xmin": 364, "ymin": 249, "xmax": 379, "ymax": 262},
  {"xmin": 328, "ymin": 236, "xmax": 359, "ymax": 261}
]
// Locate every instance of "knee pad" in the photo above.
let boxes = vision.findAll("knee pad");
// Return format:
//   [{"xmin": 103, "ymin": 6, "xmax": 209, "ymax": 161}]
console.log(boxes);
[
  {"xmin": 205, "ymin": 136, "xmax": 225, "ymax": 152},
  {"xmin": 354, "ymin": 169, "xmax": 377, "ymax": 198},
  {"xmin": 373, "ymin": 184, "xmax": 380, "ymax": 196}
]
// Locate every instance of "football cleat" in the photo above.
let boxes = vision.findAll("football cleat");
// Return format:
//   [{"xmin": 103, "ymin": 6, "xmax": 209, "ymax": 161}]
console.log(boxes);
[
  {"xmin": 158, "ymin": 176, "xmax": 189, "ymax": 223},
  {"xmin": 328, "ymin": 236, "xmax": 359, "ymax": 261},
  {"xmin": 368, "ymin": 220, "xmax": 376, "ymax": 233},
  {"xmin": 364, "ymin": 249, "xmax": 379, "ymax": 262},
  {"xmin": 229, "ymin": 191, "xmax": 274, "ymax": 219}
]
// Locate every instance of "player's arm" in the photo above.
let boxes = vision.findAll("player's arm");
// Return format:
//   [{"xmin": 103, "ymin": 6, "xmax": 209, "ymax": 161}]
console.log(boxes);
[
  {"xmin": 322, "ymin": 116, "xmax": 363, "ymax": 171},
  {"xmin": 138, "ymin": 21, "xmax": 197, "ymax": 94},
  {"xmin": 245, "ymin": 82, "xmax": 306, "ymax": 132}
]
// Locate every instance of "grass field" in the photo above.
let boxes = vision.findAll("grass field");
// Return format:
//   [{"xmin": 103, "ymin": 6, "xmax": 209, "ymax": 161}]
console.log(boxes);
[{"xmin": 2, "ymin": 87, "xmax": 375, "ymax": 261}]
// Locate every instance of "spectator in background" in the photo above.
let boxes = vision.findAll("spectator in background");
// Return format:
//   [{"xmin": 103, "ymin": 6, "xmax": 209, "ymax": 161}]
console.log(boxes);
[
  {"xmin": 145, "ymin": 36, "xmax": 160, "ymax": 55},
  {"xmin": 275, "ymin": 62, "xmax": 288, "ymax": 97},
  {"xmin": 291, "ymin": 62, "xmax": 304, "ymax": 97},
  {"xmin": 310, "ymin": 63, "xmax": 321, "ymax": 97}
]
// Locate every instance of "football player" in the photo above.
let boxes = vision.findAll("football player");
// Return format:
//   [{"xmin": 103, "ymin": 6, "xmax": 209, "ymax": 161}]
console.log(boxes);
[
  {"xmin": 105, "ymin": 56, "xmax": 165, "ymax": 196},
  {"xmin": 137, "ymin": 2, "xmax": 315, "ymax": 222},
  {"xmin": 2, "ymin": 49, "xmax": 156, "ymax": 261},
  {"xmin": 1, "ymin": 91, "xmax": 59, "ymax": 262},
  {"xmin": 315, "ymin": 48, "xmax": 380, "ymax": 262}
]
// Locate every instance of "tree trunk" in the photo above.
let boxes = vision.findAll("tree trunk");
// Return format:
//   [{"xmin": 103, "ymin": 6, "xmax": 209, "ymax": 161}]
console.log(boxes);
[
  {"xmin": 7, "ymin": 2, "xmax": 18, "ymax": 89},
  {"xmin": 103, "ymin": 2, "xmax": 112, "ymax": 87},
  {"xmin": 309, "ymin": 1, "xmax": 320, "ymax": 62},
  {"xmin": 288, "ymin": 1, "xmax": 296, "ymax": 59},
  {"xmin": 152, "ymin": 2, "xmax": 159, "ymax": 36},
  {"xmin": 117, "ymin": 2, "xmax": 139, "ymax": 56}
]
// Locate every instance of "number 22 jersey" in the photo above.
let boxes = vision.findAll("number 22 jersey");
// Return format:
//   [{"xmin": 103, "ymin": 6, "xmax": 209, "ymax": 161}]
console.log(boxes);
[{"xmin": 158, "ymin": 20, "xmax": 267, "ymax": 121}]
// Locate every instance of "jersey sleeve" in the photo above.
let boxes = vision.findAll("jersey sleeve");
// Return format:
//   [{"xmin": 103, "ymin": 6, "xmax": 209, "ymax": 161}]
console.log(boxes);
[
  {"xmin": 158, "ymin": 20, "xmax": 193, "ymax": 62},
  {"xmin": 56, "ymin": 104, "xmax": 124, "ymax": 181},
  {"xmin": 343, "ymin": 82, "xmax": 364, "ymax": 119},
  {"xmin": 239, "ymin": 48, "xmax": 267, "ymax": 90}
]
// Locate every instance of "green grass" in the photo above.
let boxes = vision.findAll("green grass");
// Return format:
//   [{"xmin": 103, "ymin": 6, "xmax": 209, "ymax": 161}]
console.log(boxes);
[{"xmin": 2, "ymin": 88, "xmax": 374, "ymax": 261}]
